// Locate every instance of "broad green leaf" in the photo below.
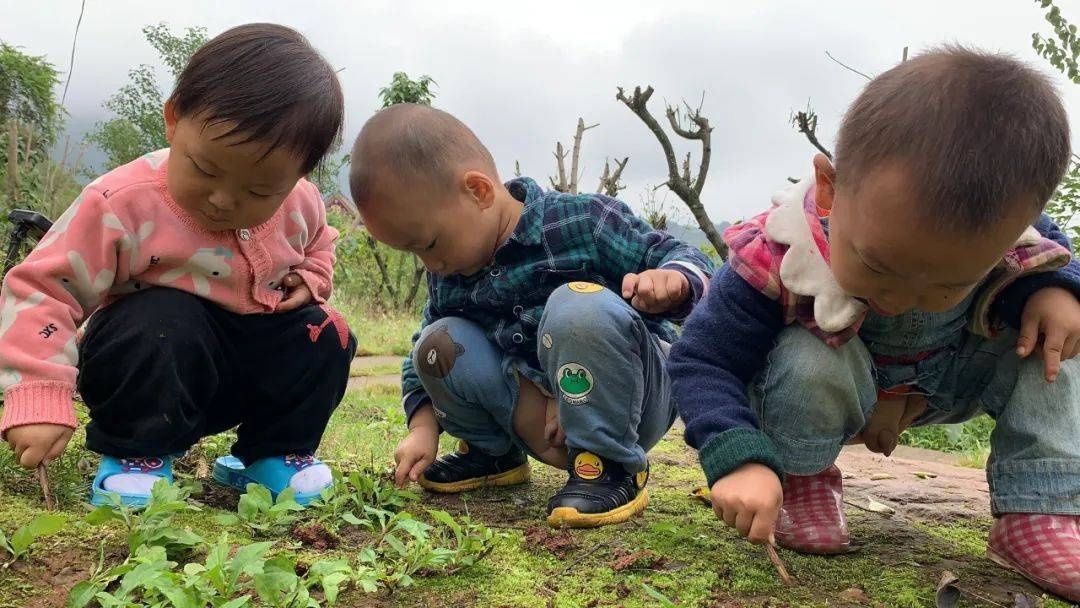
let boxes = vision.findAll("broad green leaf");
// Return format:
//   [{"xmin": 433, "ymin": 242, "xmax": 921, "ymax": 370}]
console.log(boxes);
[
  {"xmin": 86, "ymin": 505, "xmax": 124, "ymax": 525},
  {"xmin": 254, "ymin": 570, "xmax": 297, "ymax": 605},
  {"xmin": 11, "ymin": 514, "xmax": 66, "ymax": 554},
  {"xmin": 213, "ymin": 513, "xmax": 240, "ymax": 526},
  {"xmin": 67, "ymin": 581, "xmax": 100, "ymax": 608},
  {"xmin": 383, "ymin": 533, "xmax": 407, "ymax": 557},
  {"xmin": 228, "ymin": 540, "xmax": 273, "ymax": 586},
  {"xmin": 428, "ymin": 509, "xmax": 457, "ymax": 530},
  {"xmin": 395, "ymin": 517, "xmax": 431, "ymax": 540},
  {"xmin": 219, "ymin": 596, "xmax": 252, "ymax": 608},
  {"xmin": 340, "ymin": 512, "xmax": 364, "ymax": 526}
]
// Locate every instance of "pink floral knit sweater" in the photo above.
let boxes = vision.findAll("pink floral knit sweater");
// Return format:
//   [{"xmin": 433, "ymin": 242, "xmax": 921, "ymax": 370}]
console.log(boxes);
[{"xmin": 0, "ymin": 149, "xmax": 338, "ymax": 435}]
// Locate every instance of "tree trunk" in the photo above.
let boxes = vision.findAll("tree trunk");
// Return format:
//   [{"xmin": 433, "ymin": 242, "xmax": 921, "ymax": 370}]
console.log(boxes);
[
  {"xmin": 364, "ymin": 232, "xmax": 398, "ymax": 301},
  {"xmin": 6, "ymin": 120, "xmax": 19, "ymax": 199},
  {"xmin": 403, "ymin": 257, "xmax": 426, "ymax": 311}
]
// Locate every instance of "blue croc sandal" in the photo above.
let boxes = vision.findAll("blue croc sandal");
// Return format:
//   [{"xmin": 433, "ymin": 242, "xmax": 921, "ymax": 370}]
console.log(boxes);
[
  {"xmin": 91, "ymin": 455, "xmax": 175, "ymax": 508},
  {"xmin": 212, "ymin": 454, "xmax": 330, "ymax": 506}
]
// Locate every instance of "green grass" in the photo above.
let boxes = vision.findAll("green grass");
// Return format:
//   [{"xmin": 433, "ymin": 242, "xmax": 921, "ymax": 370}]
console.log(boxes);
[
  {"xmin": 350, "ymin": 360, "xmax": 402, "ymax": 378},
  {"xmin": 330, "ymin": 292, "xmax": 417, "ymax": 356},
  {"xmin": 0, "ymin": 382, "xmax": 1062, "ymax": 604},
  {"xmin": 0, "ymin": 378, "xmax": 1068, "ymax": 607},
  {"xmin": 899, "ymin": 415, "xmax": 994, "ymax": 468}
]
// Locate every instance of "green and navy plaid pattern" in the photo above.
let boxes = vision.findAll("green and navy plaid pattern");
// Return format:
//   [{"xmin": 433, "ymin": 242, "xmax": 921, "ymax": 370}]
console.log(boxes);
[{"xmin": 401, "ymin": 177, "xmax": 714, "ymax": 415}]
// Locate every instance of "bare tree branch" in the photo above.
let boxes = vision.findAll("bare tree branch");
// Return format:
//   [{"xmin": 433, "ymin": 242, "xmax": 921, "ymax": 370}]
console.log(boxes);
[
  {"xmin": 824, "ymin": 50, "xmax": 872, "ymax": 80},
  {"xmin": 61, "ymin": 0, "xmax": 86, "ymax": 107},
  {"xmin": 665, "ymin": 100, "xmax": 713, "ymax": 195},
  {"xmin": 552, "ymin": 141, "xmax": 568, "ymax": 192},
  {"xmin": 617, "ymin": 86, "xmax": 681, "ymax": 188},
  {"xmin": 597, "ymin": 156, "xmax": 630, "ymax": 197},
  {"xmin": 791, "ymin": 106, "xmax": 833, "ymax": 159},
  {"xmin": 6, "ymin": 120, "xmax": 19, "ymax": 199},
  {"xmin": 617, "ymin": 85, "xmax": 727, "ymax": 258},
  {"xmin": 569, "ymin": 118, "xmax": 598, "ymax": 194},
  {"xmin": 403, "ymin": 256, "xmax": 426, "ymax": 310},
  {"xmin": 364, "ymin": 232, "xmax": 398, "ymax": 299}
]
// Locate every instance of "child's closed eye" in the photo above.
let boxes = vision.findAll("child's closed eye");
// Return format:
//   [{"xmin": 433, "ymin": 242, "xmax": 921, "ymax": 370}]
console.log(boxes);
[{"xmin": 188, "ymin": 156, "xmax": 215, "ymax": 177}]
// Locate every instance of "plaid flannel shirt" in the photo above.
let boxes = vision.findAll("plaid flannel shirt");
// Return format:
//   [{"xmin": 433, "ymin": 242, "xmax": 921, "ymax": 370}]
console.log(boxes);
[{"xmin": 400, "ymin": 177, "xmax": 714, "ymax": 420}]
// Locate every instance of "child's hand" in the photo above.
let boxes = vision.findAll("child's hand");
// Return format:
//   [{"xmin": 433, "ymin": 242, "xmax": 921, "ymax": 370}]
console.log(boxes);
[
  {"xmin": 393, "ymin": 405, "xmax": 440, "ymax": 488},
  {"xmin": 278, "ymin": 273, "xmax": 314, "ymax": 311},
  {"xmin": 852, "ymin": 394, "xmax": 927, "ymax": 456},
  {"xmin": 710, "ymin": 463, "xmax": 783, "ymax": 545},
  {"xmin": 4, "ymin": 424, "xmax": 73, "ymax": 468},
  {"xmin": 1017, "ymin": 286, "xmax": 1080, "ymax": 381},
  {"xmin": 544, "ymin": 399, "xmax": 565, "ymax": 448},
  {"xmin": 622, "ymin": 269, "xmax": 690, "ymax": 314}
]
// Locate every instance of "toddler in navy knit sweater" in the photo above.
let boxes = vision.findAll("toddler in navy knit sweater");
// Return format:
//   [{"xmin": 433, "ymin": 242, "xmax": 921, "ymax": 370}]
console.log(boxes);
[{"xmin": 669, "ymin": 47, "xmax": 1080, "ymax": 602}]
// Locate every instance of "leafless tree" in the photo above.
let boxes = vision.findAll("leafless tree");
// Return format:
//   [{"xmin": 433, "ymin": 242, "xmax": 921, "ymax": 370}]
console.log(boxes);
[{"xmin": 616, "ymin": 86, "xmax": 726, "ymax": 259}]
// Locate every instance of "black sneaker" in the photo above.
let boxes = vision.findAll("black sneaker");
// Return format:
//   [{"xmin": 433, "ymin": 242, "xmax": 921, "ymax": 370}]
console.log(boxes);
[
  {"xmin": 419, "ymin": 441, "xmax": 530, "ymax": 493},
  {"xmin": 546, "ymin": 449, "xmax": 650, "ymax": 528}
]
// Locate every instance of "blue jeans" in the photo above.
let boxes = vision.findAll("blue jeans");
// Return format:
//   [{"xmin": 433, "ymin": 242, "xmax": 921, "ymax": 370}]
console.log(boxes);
[
  {"xmin": 412, "ymin": 284, "xmax": 676, "ymax": 473},
  {"xmin": 751, "ymin": 325, "xmax": 1080, "ymax": 515}
]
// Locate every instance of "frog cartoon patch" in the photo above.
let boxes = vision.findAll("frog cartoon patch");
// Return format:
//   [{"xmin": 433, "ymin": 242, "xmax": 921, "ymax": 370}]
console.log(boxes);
[{"xmin": 557, "ymin": 363, "xmax": 594, "ymax": 405}]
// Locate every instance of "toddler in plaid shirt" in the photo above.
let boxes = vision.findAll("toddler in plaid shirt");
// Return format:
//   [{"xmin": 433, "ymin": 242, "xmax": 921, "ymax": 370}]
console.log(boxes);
[
  {"xmin": 348, "ymin": 104, "xmax": 713, "ymax": 527},
  {"xmin": 670, "ymin": 47, "xmax": 1080, "ymax": 601}
]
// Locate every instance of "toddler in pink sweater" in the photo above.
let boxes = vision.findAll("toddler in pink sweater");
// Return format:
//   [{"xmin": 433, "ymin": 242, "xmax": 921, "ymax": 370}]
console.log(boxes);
[{"xmin": 0, "ymin": 23, "xmax": 355, "ymax": 506}]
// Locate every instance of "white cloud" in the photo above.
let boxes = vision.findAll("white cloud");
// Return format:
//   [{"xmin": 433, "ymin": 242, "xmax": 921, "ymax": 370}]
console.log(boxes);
[{"xmin": 3, "ymin": 0, "xmax": 1077, "ymax": 222}]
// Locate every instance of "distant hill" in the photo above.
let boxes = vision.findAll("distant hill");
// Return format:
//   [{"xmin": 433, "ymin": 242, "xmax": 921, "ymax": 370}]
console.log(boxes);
[{"xmin": 662, "ymin": 220, "xmax": 731, "ymax": 248}]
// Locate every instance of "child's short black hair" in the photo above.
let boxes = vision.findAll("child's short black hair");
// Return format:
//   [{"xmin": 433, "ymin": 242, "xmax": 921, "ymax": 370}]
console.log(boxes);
[
  {"xmin": 349, "ymin": 103, "xmax": 497, "ymax": 205},
  {"xmin": 834, "ymin": 45, "xmax": 1071, "ymax": 232},
  {"xmin": 167, "ymin": 23, "xmax": 343, "ymax": 174}
]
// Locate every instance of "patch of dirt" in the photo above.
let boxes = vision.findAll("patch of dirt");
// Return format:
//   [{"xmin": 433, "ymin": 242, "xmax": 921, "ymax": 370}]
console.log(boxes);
[
  {"xmin": 838, "ymin": 445, "xmax": 990, "ymax": 522},
  {"xmin": 20, "ymin": 545, "xmax": 126, "ymax": 608},
  {"xmin": 523, "ymin": 524, "xmax": 577, "ymax": 557},
  {"xmin": 708, "ymin": 592, "xmax": 795, "ymax": 608},
  {"xmin": 292, "ymin": 521, "xmax": 339, "ymax": 551},
  {"xmin": 836, "ymin": 587, "xmax": 874, "ymax": 606},
  {"xmin": 609, "ymin": 548, "xmax": 668, "ymax": 572},
  {"xmin": 347, "ymin": 375, "xmax": 400, "ymax": 390},
  {"xmin": 337, "ymin": 525, "xmax": 378, "ymax": 547},
  {"xmin": 422, "ymin": 487, "xmax": 543, "ymax": 526},
  {"xmin": 194, "ymin": 482, "xmax": 240, "ymax": 511}
]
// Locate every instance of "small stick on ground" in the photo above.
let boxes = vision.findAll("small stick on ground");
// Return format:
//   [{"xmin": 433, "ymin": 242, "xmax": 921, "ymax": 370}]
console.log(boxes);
[
  {"xmin": 36, "ymin": 463, "xmax": 56, "ymax": 510},
  {"xmin": 766, "ymin": 544, "xmax": 793, "ymax": 586}
]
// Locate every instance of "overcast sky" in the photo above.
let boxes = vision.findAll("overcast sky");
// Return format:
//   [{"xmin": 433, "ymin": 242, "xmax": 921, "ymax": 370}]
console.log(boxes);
[{"xmin": 2, "ymin": 0, "xmax": 1077, "ymax": 224}]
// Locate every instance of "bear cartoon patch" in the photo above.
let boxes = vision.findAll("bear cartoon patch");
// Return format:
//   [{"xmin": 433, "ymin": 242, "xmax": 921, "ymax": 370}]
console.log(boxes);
[{"xmin": 417, "ymin": 325, "xmax": 465, "ymax": 378}]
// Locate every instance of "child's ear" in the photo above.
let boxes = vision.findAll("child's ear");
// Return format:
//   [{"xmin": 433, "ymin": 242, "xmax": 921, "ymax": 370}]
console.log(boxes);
[
  {"xmin": 463, "ymin": 171, "xmax": 496, "ymax": 210},
  {"xmin": 813, "ymin": 153, "xmax": 837, "ymax": 212},
  {"xmin": 163, "ymin": 100, "xmax": 179, "ymax": 143}
]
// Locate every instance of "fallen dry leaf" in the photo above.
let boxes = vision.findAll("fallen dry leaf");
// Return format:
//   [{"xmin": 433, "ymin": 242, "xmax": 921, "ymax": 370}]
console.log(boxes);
[
  {"xmin": 935, "ymin": 570, "xmax": 961, "ymax": 608},
  {"xmin": 869, "ymin": 473, "xmax": 895, "ymax": 481},
  {"xmin": 865, "ymin": 498, "xmax": 895, "ymax": 516},
  {"xmin": 913, "ymin": 471, "xmax": 938, "ymax": 479},
  {"xmin": 690, "ymin": 486, "xmax": 712, "ymax": 506},
  {"xmin": 838, "ymin": 587, "xmax": 870, "ymax": 604}
]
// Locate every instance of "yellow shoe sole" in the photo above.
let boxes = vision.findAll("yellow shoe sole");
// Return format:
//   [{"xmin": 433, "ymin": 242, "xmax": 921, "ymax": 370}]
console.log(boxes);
[
  {"xmin": 418, "ymin": 463, "xmax": 530, "ymax": 494},
  {"xmin": 546, "ymin": 489, "xmax": 650, "ymax": 528}
]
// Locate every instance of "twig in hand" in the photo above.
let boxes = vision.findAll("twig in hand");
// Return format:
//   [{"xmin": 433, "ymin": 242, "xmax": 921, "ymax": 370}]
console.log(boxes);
[
  {"xmin": 765, "ymin": 544, "xmax": 793, "ymax": 586},
  {"xmin": 36, "ymin": 463, "xmax": 56, "ymax": 510}
]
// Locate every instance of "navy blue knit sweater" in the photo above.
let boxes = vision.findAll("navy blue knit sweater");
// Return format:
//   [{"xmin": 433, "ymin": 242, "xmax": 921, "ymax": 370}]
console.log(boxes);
[{"xmin": 669, "ymin": 214, "xmax": 1080, "ymax": 486}]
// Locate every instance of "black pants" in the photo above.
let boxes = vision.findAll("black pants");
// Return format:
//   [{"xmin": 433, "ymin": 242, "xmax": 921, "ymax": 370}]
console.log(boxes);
[{"xmin": 78, "ymin": 288, "xmax": 356, "ymax": 464}]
